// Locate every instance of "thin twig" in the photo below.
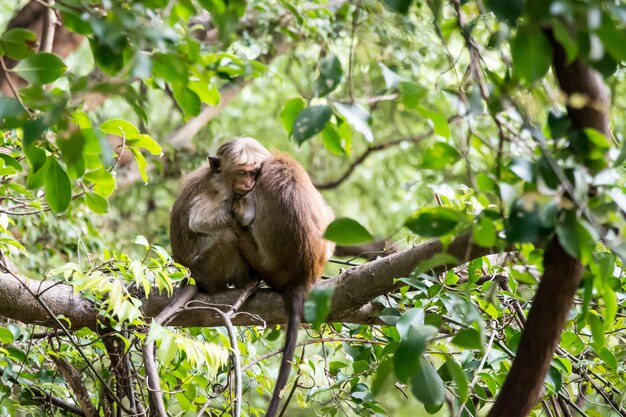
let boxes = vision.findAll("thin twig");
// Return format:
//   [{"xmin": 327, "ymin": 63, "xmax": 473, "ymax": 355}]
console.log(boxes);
[
  {"xmin": 0, "ymin": 57, "xmax": 32, "ymax": 116},
  {"xmin": 144, "ymin": 285, "xmax": 199, "ymax": 417},
  {"xmin": 40, "ymin": 5, "xmax": 57, "ymax": 53},
  {"xmin": 242, "ymin": 337, "xmax": 385, "ymax": 372},
  {"xmin": 314, "ymin": 130, "xmax": 433, "ymax": 189},
  {"xmin": 195, "ymin": 281, "xmax": 260, "ymax": 417}
]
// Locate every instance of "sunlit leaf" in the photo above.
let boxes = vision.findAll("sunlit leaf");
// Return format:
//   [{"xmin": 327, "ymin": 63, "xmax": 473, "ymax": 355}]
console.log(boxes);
[
  {"xmin": 280, "ymin": 98, "xmax": 306, "ymax": 136},
  {"xmin": 126, "ymin": 134, "xmax": 162, "ymax": 155},
  {"xmin": 334, "ymin": 102, "xmax": 374, "ymax": 143},
  {"xmin": 99, "ymin": 119, "xmax": 140, "ymax": 138},
  {"xmin": 324, "ymin": 218, "xmax": 373, "ymax": 245},
  {"xmin": 85, "ymin": 192, "xmax": 109, "ymax": 214}
]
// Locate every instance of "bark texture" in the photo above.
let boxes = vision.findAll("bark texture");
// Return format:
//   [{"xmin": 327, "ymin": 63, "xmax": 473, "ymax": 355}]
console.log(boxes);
[{"xmin": 0, "ymin": 235, "xmax": 492, "ymax": 330}]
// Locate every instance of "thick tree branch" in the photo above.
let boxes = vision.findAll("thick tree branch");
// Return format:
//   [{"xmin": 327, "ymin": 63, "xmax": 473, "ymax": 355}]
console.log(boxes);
[
  {"xmin": 51, "ymin": 355, "xmax": 98, "ymax": 417},
  {"xmin": 0, "ymin": 235, "xmax": 492, "ymax": 330}
]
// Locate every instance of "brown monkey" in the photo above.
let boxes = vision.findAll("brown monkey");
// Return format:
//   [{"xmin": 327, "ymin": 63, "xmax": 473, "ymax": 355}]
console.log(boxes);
[
  {"xmin": 235, "ymin": 152, "xmax": 335, "ymax": 417},
  {"xmin": 169, "ymin": 137, "xmax": 271, "ymax": 293}
]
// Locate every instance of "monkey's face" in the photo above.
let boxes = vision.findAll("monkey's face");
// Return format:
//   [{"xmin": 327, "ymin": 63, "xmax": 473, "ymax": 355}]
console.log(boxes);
[{"xmin": 227, "ymin": 163, "xmax": 261, "ymax": 195}]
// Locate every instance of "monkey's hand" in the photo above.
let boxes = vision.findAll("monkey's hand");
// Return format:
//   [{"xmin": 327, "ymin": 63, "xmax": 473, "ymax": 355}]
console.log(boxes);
[{"xmin": 232, "ymin": 194, "xmax": 255, "ymax": 227}]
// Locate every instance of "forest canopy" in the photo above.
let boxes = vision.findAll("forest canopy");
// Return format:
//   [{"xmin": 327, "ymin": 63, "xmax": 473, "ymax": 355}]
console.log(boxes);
[{"xmin": 1, "ymin": 1, "xmax": 626, "ymax": 417}]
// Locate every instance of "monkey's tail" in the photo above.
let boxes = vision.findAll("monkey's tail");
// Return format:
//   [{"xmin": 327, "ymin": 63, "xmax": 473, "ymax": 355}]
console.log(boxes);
[{"xmin": 265, "ymin": 285, "xmax": 305, "ymax": 417}]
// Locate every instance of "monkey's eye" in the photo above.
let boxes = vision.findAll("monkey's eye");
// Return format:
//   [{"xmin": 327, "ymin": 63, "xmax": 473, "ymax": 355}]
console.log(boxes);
[{"xmin": 236, "ymin": 171, "xmax": 247, "ymax": 178}]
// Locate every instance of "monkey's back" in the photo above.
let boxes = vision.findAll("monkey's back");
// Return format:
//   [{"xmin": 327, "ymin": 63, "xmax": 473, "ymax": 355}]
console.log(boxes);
[{"xmin": 252, "ymin": 152, "xmax": 334, "ymax": 290}]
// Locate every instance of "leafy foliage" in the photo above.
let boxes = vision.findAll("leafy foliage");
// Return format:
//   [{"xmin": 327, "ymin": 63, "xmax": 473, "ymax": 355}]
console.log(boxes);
[{"xmin": 1, "ymin": 0, "xmax": 626, "ymax": 416}]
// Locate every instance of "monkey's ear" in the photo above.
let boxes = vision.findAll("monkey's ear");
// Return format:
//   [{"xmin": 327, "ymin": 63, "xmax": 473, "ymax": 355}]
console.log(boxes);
[{"xmin": 208, "ymin": 156, "xmax": 221, "ymax": 172}]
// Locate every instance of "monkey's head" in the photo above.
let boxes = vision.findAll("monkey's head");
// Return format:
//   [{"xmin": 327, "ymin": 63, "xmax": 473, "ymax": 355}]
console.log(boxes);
[{"xmin": 211, "ymin": 137, "xmax": 271, "ymax": 195}]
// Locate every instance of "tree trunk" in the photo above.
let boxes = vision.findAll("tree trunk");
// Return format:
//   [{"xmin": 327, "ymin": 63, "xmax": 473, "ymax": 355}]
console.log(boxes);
[{"xmin": 487, "ymin": 30, "xmax": 609, "ymax": 417}]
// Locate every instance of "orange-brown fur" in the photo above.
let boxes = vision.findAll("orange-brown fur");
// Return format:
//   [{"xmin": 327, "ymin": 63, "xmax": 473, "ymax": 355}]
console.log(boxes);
[{"xmin": 236, "ymin": 152, "xmax": 335, "ymax": 417}]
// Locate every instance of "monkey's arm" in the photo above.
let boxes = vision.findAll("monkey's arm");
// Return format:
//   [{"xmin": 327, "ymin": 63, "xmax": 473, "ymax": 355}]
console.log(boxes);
[
  {"xmin": 188, "ymin": 194, "xmax": 235, "ymax": 234},
  {"xmin": 232, "ymin": 193, "xmax": 255, "ymax": 227},
  {"xmin": 233, "ymin": 226, "xmax": 273, "ymax": 277}
]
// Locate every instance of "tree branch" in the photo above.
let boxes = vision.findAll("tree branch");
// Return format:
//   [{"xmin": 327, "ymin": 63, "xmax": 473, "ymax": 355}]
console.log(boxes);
[
  {"xmin": 314, "ymin": 131, "xmax": 433, "ymax": 190},
  {"xmin": 0, "ymin": 235, "xmax": 493, "ymax": 330}
]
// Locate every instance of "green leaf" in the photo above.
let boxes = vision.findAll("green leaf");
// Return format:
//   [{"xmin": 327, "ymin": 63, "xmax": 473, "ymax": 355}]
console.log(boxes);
[
  {"xmin": 188, "ymin": 80, "xmax": 220, "ymax": 106},
  {"xmin": 556, "ymin": 211, "xmax": 594, "ymax": 264},
  {"xmin": 324, "ymin": 218, "xmax": 373, "ymax": 245},
  {"xmin": 152, "ymin": 53, "xmax": 188, "ymax": 83},
  {"xmin": 405, "ymin": 207, "xmax": 466, "ymax": 237},
  {"xmin": 394, "ymin": 326, "xmax": 427, "ymax": 382},
  {"xmin": 372, "ymin": 359, "xmax": 395, "ymax": 397},
  {"xmin": 45, "ymin": 159, "xmax": 72, "ymax": 213},
  {"xmin": 417, "ymin": 106, "xmax": 449, "ymax": 139},
  {"xmin": 280, "ymin": 98, "xmax": 306, "ymax": 136},
  {"xmin": 0, "ymin": 154, "xmax": 22, "ymax": 173},
  {"xmin": 292, "ymin": 105, "xmax": 332, "ymax": 145},
  {"xmin": 99, "ymin": 119, "xmax": 140, "ymax": 138},
  {"xmin": 90, "ymin": 41, "xmax": 123, "ymax": 76},
  {"xmin": 84, "ymin": 169, "xmax": 116, "ymax": 197},
  {"xmin": 451, "ymin": 328, "xmax": 483, "ymax": 350},
  {"xmin": 598, "ymin": 347, "xmax": 618, "ymax": 371},
  {"xmin": 85, "ymin": 192, "xmax": 109, "ymax": 214},
  {"xmin": 421, "ymin": 142, "xmax": 460, "ymax": 169},
  {"xmin": 485, "ymin": 0, "xmax": 522, "ymax": 25},
  {"xmin": 595, "ymin": 12, "xmax": 626, "ymax": 62},
  {"xmin": 510, "ymin": 25, "xmax": 552, "ymax": 83},
  {"xmin": 303, "ymin": 287, "xmax": 335, "ymax": 329},
  {"xmin": 126, "ymin": 134, "xmax": 162, "ymax": 155},
  {"xmin": 505, "ymin": 196, "xmax": 555, "ymax": 243},
  {"xmin": 172, "ymin": 84, "xmax": 202, "ymax": 117},
  {"xmin": 321, "ymin": 125, "xmax": 347, "ymax": 156},
  {"xmin": 410, "ymin": 356, "xmax": 445, "ymax": 409},
  {"xmin": 378, "ymin": 307, "xmax": 401, "ymax": 325},
  {"xmin": 588, "ymin": 313, "xmax": 605, "ymax": 351},
  {"xmin": 129, "ymin": 147, "xmax": 149, "ymax": 183},
  {"xmin": 382, "ymin": 0, "xmax": 413, "ymax": 14},
  {"xmin": 445, "ymin": 356, "xmax": 468, "ymax": 403},
  {"xmin": 473, "ymin": 215, "xmax": 497, "ymax": 247},
  {"xmin": 57, "ymin": 132, "xmax": 85, "ymax": 164},
  {"xmin": 334, "ymin": 102, "xmax": 374, "ymax": 143},
  {"xmin": 13, "ymin": 52, "xmax": 67, "ymax": 84},
  {"xmin": 0, "ymin": 28, "xmax": 36, "ymax": 60},
  {"xmin": 602, "ymin": 284, "xmax": 617, "ymax": 331},
  {"xmin": 314, "ymin": 55, "xmax": 343, "ymax": 97},
  {"xmin": 0, "ymin": 327, "xmax": 14, "ymax": 344},
  {"xmin": 400, "ymin": 82, "xmax": 427, "ymax": 109},
  {"xmin": 0, "ymin": 97, "xmax": 28, "ymax": 128},
  {"xmin": 396, "ymin": 308, "xmax": 424, "ymax": 338},
  {"xmin": 552, "ymin": 20, "xmax": 578, "ymax": 64}
]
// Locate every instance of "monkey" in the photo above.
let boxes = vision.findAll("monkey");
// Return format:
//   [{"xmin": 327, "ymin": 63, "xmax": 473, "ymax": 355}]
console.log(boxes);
[
  {"xmin": 169, "ymin": 136, "xmax": 271, "ymax": 293},
  {"xmin": 233, "ymin": 151, "xmax": 335, "ymax": 417}
]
